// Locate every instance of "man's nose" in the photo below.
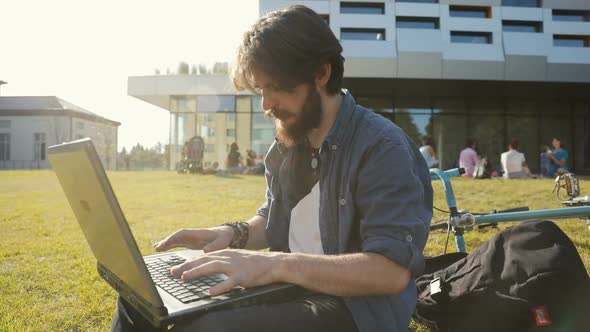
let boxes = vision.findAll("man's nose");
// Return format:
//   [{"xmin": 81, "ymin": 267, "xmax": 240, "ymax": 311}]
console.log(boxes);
[{"xmin": 261, "ymin": 94, "xmax": 277, "ymax": 111}]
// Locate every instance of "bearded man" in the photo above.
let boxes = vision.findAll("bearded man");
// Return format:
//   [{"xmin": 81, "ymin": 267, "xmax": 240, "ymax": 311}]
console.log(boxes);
[{"xmin": 111, "ymin": 5, "xmax": 433, "ymax": 332}]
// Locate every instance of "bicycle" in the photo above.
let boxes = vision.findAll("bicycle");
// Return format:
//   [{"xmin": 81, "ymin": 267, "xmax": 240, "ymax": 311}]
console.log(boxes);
[{"xmin": 429, "ymin": 168, "xmax": 590, "ymax": 254}]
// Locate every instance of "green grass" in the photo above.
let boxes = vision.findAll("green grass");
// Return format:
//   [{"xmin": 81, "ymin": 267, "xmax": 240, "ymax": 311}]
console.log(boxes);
[{"xmin": 0, "ymin": 171, "xmax": 588, "ymax": 331}]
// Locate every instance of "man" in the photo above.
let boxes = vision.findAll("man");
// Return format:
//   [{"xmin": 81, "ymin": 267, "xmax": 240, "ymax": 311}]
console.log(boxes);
[
  {"xmin": 500, "ymin": 138, "xmax": 528, "ymax": 179},
  {"xmin": 111, "ymin": 5, "xmax": 432, "ymax": 332}
]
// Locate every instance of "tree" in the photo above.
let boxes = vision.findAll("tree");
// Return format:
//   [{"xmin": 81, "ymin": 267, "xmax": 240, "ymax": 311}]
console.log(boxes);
[
  {"xmin": 198, "ymin": 64, "xmax": 208, "ymax": 75},
  {"xmin": 190, "ymin": 65, "xmax": 197, "ymax": 75},
  {"xmin": 212, "ymin": 62, "xmax": 228, "ymax": 74},
  {"xmin": 155, "ymin": 69, "xmax": 161, "ymax": 75},
  {"xmin": 177, "ymin": 62, "xmax": 190, "ymax": 75}
]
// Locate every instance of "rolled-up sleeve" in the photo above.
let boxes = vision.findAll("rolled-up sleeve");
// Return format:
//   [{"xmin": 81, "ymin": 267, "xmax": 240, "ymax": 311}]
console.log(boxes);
[
  {"xmin": 355, "ymin": 138, "xmax": 432, "ymax": 277},
  {"xmin": 256, "ymin": 187, "xmax": 271, "ymax": 218}
]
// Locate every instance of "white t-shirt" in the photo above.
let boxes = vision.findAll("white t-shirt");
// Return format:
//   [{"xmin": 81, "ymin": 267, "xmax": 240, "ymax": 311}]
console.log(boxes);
[
  {"xmin": 288, "ymin": 182, "xmax": 324, "ymax": 255},
  {"xmin": 501, "ymin": 149, "xmax": 526, "ymax": 178}
]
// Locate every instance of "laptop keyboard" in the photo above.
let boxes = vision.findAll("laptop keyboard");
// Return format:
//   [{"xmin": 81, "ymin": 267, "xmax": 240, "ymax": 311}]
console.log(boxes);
[{"xmin": 145, "ymin": 255, "xmax": 226, "ymax": 303}]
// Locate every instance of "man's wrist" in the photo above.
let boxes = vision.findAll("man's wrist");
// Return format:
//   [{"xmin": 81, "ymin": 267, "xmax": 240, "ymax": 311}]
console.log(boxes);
[
  {"xmin": 220, "ymin": 221, "xmax": 249, "ymax": 249},
  {"xmin": 271, "ymin": 252, "xmax": 292, "ymax": 283}
]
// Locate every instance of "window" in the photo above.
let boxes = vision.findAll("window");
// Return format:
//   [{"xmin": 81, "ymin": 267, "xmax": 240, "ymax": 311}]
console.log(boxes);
[
  {"xmin": 502, "ymin": 20, "xmax": 542, "ymax": 33},
  {"xmin": 0, "ymin": 133, "xmax": 9, "ymax": 161},
  {"xmin": 0, "ymin": 120, "xmax": 10, "ymax": 129},
  {"xmin": 451, "ymin": 31, "xmax": 493, "ymax": 44},
  {"xmin": 397, "ymin": 0, "xmax": 438, "ymax": 3},
  {"xmin": 341, "ymin": 28, "xmax": 385, "ymax": 41},
  {"xmin": 396, "ymin": 17, "xmax": 439, "ymax": 29},
  {"xmin": 77, "ymin": 122, "xmax": 84, "ymax": 130},
  {"xmin": 197, "ymin": 96, "xmax": 236, "ymax": 113},
  {"xmin": 450, "ymin": 6, "xmax": 491, "ymax": 18},
  {"xmin": 207, "ymin": 128, "xmax": 216, "ymax": 137},
  {"xmin": 502, "ymin": 0, "xmax": 541, "ymax": 7},
  {"xmin": 394, "ymin": 109, "xmax": 432, "ymax": 145},
  {"xmin": 34, "ymin": 133, "xmax": 46, "ymax": 161},
  {"xmin": 553, "ymin": 35, "xmax": 590, "ymax": 47},
  {"xmin": 226, "ymin": 113, "xmax": 236, "ymax": 123},
  {"xmin": 553, "ymin": 10, "xmax": 590, "ymax": 22},
  {"xmin": 340, "ymin": 2, "xmax": 384, "ymax": 15},
  {"xmin": 226, "ymin": 129, "xmax": 236, "ymax": 137}
]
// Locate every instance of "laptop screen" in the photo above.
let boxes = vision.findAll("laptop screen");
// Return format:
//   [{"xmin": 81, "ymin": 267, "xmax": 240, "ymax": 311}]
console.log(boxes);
[{"xmin": 48, "ymin": 139, "xmax": 162, "ymax": 306}]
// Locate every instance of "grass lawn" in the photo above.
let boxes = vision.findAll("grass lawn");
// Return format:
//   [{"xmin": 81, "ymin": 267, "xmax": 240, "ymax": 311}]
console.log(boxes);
[{"xmin": 1, "ymin": 171, "xmax": 589, "ymax": 331}]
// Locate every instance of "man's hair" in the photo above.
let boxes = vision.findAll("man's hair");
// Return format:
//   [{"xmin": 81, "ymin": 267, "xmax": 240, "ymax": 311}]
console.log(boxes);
[
  {"xmin": 232, "ymin": 5, "xmax": 344, "ymax": 95},
  {"xmin": 465, "ymin": 137, "xmax": 476, "ymax": 148},
  {"xmin": 510, "ymin": 138, "xmax": 520, "ymax": 150}
]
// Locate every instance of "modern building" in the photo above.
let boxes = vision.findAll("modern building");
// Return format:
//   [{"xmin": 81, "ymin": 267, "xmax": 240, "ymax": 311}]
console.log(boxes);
[
  {"xmin": 128, "ymin": 75, "xmax": 273, "ymax": 170},
  {"xmin": 129, "ymin": 0, "xmax": 590, "ymax": 174},
  {"xmin": 0, "ymin": 96, "xmax": 120, "ymax": 170}
]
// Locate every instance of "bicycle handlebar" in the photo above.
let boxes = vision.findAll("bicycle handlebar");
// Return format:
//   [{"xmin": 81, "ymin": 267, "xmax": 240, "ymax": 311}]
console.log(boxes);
[{"xmin": 430, "ymin": 168, "xmax": 465, "ymax": 181}]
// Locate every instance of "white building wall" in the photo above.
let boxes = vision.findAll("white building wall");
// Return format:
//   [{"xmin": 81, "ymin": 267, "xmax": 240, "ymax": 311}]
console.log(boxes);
[
  {"xmin": 0, "ymin": 115, "xmax": 117, "ymax": 170},
  {"xmin": 259, "ymin": 0, "xmax": 590, "ymax": 83}
]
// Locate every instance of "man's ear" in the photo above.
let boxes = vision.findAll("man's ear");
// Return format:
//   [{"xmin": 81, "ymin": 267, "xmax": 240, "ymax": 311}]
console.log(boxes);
[{"xmin": 315, "ymin": 63, "xmax": 332, "ymax": 92}]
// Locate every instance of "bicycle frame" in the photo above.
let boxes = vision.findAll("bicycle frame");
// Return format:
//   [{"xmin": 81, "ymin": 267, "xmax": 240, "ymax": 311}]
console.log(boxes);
[{"xmin": 430, "ymin": 168, "xmax": 590, "ymax": 253}]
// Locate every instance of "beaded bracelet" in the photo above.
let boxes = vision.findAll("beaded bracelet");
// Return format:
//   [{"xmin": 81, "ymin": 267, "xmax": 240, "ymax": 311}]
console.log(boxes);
[{"xmin": 221, "ymin": 221, "xmax": 249, "ymax": 249}]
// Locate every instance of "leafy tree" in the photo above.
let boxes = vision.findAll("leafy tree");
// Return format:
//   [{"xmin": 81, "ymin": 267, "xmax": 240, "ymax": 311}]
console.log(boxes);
[{"xmin": 177, "ymin": 62, "xmax": 190, "ymax": 75}]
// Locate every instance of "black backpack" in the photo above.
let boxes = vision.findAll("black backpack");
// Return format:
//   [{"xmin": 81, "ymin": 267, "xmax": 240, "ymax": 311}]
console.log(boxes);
[{"xmin": 414, "ymin": 220, "xmax": 590, "ymax": 332}]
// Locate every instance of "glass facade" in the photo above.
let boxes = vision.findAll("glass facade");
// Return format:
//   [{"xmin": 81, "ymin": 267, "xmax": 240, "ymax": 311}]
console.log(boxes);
[
  {"xmin": 554, "ymin": 36, "xmax": 589, "ymax": 48},
  {"xmin": 340, "ymin": 2, "xmax": 384, "ymax": 15},
  {"xmin": 355, "ymin": 95, "xmax": 589, "ymax": 173},
  {"xmin": 451, "ymin": 31, "xmax": 493, "ymax": 44},
  {"xmin": 165, "ymin": 93, "xmax": 589, "ymax": 174},
  {"xmin": 502, "ymin": 0, "xmax": 540, "ymax": 7},
  {"xmin": 449, "ymin": 6, "xmax": 490, "ymax": 18},
  {"xmin": 553, "ymin": 10, "xmax": 590, "ymax": 22},
  {"xmin": 341, "ymin": 28, "xmax": 385, "ymax": 41},
  {"xmin": 502, "ymin": 20, "xmax": 542, "ymax": 33},
  {"xmin": 396, "ymin": 17, "xmax": 439, "ymax": 29}
]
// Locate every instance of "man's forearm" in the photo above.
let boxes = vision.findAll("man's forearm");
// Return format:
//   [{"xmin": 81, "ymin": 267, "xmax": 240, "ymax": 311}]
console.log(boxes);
[
  {"xmin": 244, "ymin": 215, "xmax": 269, "ymax": 250},
  {"xmin": 274, "ymin": 252, "xmax": 411, "ymax": 297}
]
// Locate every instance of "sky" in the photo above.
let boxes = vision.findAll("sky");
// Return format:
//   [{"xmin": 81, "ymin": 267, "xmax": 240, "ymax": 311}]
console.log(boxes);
[{"xmin": 0, "ymin": 0, "xmax": 259, "ymax": 151}]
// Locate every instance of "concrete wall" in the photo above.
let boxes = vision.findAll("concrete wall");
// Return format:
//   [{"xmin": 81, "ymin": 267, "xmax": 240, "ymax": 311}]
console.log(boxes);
[
  {"xmin": 0, "ymin": 115, "xmax": 117, "ymax": 170},
  {"xmin": 259, "ymin": 0, "xmax": 590, "ymax": 83}
]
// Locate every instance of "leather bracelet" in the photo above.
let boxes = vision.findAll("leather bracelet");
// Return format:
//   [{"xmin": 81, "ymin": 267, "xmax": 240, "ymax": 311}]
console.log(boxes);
[{"xmin": 221, "ymin": 221, "xmax": 249, "ymax": 249}]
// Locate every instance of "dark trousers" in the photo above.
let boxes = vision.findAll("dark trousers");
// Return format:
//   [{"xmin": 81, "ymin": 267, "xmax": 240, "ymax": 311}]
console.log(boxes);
[{"xmin": 110, "ymin": 294, "xmax": 358, "ymax": 332}]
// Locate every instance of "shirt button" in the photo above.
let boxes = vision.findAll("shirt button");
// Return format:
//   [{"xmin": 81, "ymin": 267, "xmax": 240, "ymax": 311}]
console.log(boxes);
[
  {"xmin": 331, "ymin": 144, "xmax": 338, "ymax": 150},
  {"xmin": 406, "ymin": 235, "xmax": 413, "ymax": 242},
  {"xmin": 339, "ymin": 198, "xmax": 346, "ymax": 206}
]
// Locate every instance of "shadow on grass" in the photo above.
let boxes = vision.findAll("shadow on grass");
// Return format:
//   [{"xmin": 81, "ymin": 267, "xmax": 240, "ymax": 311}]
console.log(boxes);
[{"xmin": 214, "ymin": 173, "xmax": 244, "ymax": 179}]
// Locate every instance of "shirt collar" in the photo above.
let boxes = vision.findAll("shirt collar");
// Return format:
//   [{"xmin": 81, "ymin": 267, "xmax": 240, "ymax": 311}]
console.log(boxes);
[{"xmin": 324, "ymin": 89, "xmax": 356, "ymax": 147}]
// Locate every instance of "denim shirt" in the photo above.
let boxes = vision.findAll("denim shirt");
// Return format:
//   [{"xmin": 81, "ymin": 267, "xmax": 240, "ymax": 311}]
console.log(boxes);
[{"xmin": 256, "ymin": 91, "xmax": 433, "ymax": 332}]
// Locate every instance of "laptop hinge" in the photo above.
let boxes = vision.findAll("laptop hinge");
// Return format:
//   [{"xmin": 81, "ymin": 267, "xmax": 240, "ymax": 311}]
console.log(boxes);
[{"xmin": 97, "ymin": 263, "xmax": 168, "ymax": 327}]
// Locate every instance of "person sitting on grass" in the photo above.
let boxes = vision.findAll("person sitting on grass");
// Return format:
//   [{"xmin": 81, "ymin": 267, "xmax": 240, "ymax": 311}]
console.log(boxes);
[
  {"xmin": 547, "ymin": 137, "xmax": 569, "ymax": 177},
  {"xmin": 110, "ymin": 5, "xmax": 432, "ymax": 332}
]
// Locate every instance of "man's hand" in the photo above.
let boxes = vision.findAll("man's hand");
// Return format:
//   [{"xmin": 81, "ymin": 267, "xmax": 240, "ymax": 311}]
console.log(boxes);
[
  {"xmin": 170, "ymin": 249, "xmax": 284, "ymax": 296},
  {"xmin": 153, "ymin": 226, "xmax": 234, "ymax": 253}
]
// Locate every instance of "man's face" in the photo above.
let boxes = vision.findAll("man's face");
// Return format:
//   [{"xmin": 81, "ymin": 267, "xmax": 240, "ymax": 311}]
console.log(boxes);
[{"xmin": 253, "ymin": 70, "xmax": 322, "ymax": 146}]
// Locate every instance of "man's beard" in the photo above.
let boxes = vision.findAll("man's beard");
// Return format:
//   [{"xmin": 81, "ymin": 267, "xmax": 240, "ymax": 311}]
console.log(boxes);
[{"xmin": 266, "ymin": 87, "xmax": 322, "ymax": 147}]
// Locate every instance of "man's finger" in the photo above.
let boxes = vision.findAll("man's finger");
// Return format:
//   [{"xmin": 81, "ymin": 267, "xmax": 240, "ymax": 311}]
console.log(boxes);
[
  {"xmin": 154, "ymin": 230, "xmax": 188, "ymax": 251},
  {"xmin": 170, "ymin": 255, "xmax": 219, "ymax": 277},
  {"xmin": 208, "ymin": 277, "xmax": 239, "ymax": 296},
  {"xmin": 180, "ymin": 260, "xmax": 231, "ymax": 281}
]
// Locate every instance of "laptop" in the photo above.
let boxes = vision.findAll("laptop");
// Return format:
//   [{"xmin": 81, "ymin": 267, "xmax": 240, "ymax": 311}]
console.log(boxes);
[{"xmin": 47, "ymin": 138, "xmax": 299, "ymax": 327}]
